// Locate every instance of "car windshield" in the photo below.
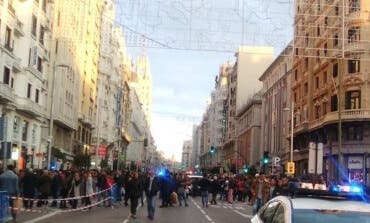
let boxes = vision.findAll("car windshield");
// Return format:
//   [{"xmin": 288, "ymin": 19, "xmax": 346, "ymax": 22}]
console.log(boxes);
[{"xmin": 293, "ymin": 209, "xmax": 370, "ymax": 223}]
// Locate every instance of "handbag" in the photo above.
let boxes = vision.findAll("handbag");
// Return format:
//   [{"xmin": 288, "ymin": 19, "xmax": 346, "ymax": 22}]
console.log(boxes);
[{"xmin": 14, "ymin": 197, "xmax": 23, "ymax": 213}]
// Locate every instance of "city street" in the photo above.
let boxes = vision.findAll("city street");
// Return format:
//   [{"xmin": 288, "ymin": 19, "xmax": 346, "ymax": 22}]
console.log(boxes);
[{"xmin": 17, "ymin": 197, "xmax": 252, "ymax": 223}]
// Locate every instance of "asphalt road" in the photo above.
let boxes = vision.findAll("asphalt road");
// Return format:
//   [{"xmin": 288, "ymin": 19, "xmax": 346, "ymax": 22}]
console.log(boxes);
[{"xmin": 17, "ymin": 196, "xmax": 253, "ymax": 223}]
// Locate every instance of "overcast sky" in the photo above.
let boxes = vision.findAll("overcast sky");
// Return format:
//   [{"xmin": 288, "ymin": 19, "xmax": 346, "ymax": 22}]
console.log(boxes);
[{"xmin": 115, "ymin": 0, "xmax": 293, "ymax": 161}]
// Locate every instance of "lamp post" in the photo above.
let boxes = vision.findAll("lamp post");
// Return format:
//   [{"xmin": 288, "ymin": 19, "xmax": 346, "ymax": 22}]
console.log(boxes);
[
  {"xmin": 47, "ymin": 62, "xmax": 70, "ymax": 170},
  {"xmin": 283, "ymin": 101, "xmax": 294, "ymax": 163}
]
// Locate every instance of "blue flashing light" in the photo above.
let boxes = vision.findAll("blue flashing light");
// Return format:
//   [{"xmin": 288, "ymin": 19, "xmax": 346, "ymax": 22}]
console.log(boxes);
[
  {"xmin": 350, "ymin": 185, "xmax": 363, "ymax": 193},
  {"xmin": 330, "ymin": 185, "xmax": 340, "ymax": 192},
  {"xmin": 157, "ymin": 169, "xmax": 166, "ymax": 177}
]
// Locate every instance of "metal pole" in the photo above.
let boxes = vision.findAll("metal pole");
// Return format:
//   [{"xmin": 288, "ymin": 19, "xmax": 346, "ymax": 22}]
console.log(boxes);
[
  {"xmin": 290, "ymin": 101, "xmax": 294, "ymax": 162},
  {"xmin": 47, "ymin": 62, "xmax": 56, "ymax": 170}
]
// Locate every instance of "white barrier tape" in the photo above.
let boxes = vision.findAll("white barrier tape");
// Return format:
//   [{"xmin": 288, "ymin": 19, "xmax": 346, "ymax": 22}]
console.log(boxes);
[
  {"xmin": 11, "ymin": 184, "xmax": 116, "ymax": 202},
  {"xmin": 11, "ymin": 197, "xmax": 112, "ymax": 213}
]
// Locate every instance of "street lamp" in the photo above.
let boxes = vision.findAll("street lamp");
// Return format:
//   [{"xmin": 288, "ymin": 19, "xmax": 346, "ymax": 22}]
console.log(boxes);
[
  {"xmin": 47, "ymin": 62, "xmax": 71, "ymax": 170},
  {"xmin": 283, "ymin": 101, "xmax": 294, "ymax": 163}
]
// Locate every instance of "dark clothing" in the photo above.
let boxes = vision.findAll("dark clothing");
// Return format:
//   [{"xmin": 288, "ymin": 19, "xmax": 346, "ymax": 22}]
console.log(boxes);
[
  {"xmin": 145, "ymin": 176, "xmax": 160, "ymax": 197},
  {"xmin": 21, "ymin": 172, "xmax": 38, "ymax": 209},
  {"xmin": 127, "ymin": 178, "xmax": 140, "ymax": 215},
  {"xmin": 199, "ymin": 178, "xmax": 210, "ymax": 192}
]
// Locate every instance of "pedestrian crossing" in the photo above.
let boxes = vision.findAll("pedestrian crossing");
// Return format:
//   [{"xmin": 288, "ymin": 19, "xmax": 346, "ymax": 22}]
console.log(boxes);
[{"xmin": 209, "ymin": 201, "xmax": 252, "ymax": 212}]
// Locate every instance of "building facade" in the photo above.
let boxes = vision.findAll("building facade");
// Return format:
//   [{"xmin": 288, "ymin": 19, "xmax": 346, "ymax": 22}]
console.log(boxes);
[
  {"xmin": 259, "ymin": 45, "xmax": 292, "ymax": 173},
  {"xmin": 0, "ymin": 0, "xmax": 52, "ymax": 169},
  {"xmin": 181, "ymin": 140, "xmax": 192, "ymax": 169},
  {"xmin": 235, "ymin": 92, "xmax": 262, "ymax": 170},
  {"xmin": 293, "ymin": 0, "xmax": 370, "ymax": 185}
]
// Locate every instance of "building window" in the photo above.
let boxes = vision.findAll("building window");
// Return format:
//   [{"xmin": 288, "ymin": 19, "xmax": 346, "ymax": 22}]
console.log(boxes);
[
  {"xmin": 348, "ymin": 27, "xmax": 360, "ymax": 43},
  {"xmin": 5, "ymin": 26, "xmax": 12, "ymax": 50},
  {"xmin": 316, "ymin": 76, "xmax": 320, "ymax": 89},
  {"xmin": 31, "ymin": 15, "xmax": 37, "ymax": 37},
  {"xmin": 27, "ymin": 83, "xmax": 32, "ymax": 98},
  {"xmin": 316, "ymin": 50, "xmax": 320, "ymax": 63},
  {"xmin": 315, "ymin": 105, "xmax": 320, "ymax": 119},
  {"xmin": 39, "ymin": 26, "xmax": 44, "ymax": 45},
  {"xmin": 35, "ymin": 89, "xmax": 40, "ymax": 103},
  {"xmin": 333, "ymin": 63, "xmax": 338, "ymax": 77},
  {"xmin": 347, "ymin": 126, "xmax": 363, "ymax": 141},
  {"xmin": 331, "ymin": 95, "xmax": 338, "ymax": 111},
  {"xmin": 37, "ymin": 56, "xmax": 43, "ymax": 72},
  {"xmin": 348, "ymin": 60, "xmax": 360, "ymax": 73},
  {"xmin": 31, "ymin": 124, "xmax": 37, "ymax": 143},
  {"xmin": 325, "ymin": 17, "xmax": 328, "ymax": 27},
  {"xmin": 345, "ymin": 90, "xmax": 361, "ymax": 109},
  {"xmin": 3, "ymin": 67, "xmax": 10, "ymax": 85},
  {"xmin": 13, "ymin": 117, "xmax": 19, "ymax": 138},
  {"xmin": 42, "ymin": 0, "xmax": 47, "ymax": 13},
  {"xmin": 295, "ymin": 47, "xmax": 298, "ymax": 56},
  {"xmin": 21, "ymin": 120, "xmax": 28, "ymax": 142},
  {"xmin": 306, "ymin": 33, "xmax": 309, "ymax": 46},
  {"xmin": 334, "ymin": 33, "xmax": 339, "ymax": 47},
  {"xmin": 317, "ymin": 26, "xmax": 320, "ymax": 36},
  {"xmin": 323, "ymin": 101, "xmax": 327, "ymax": 115},
  {"xmin": 294, "ymin": 69, "xmax": 298, "ymax": 80},
  {"xmin": 324, "ymin": 43, "xmax": 328, "ymax": 56},
  {"xmin": 305, "ymin": 57, "xmax": 308, "ymax": 70},
  {"xmin": 323, "ymin": 71, "xmax": 327, "ymax": 84},
  {"xmin": 349, "ymin": 0, "xmax": 360, "ymax": 13},
  {"xmin": 304, "ymin": 82, "xmax": 308, "ymax": 93},
  {"xmin": 335, "ymin": 4, "xmax": 339, "ymax": 16}
]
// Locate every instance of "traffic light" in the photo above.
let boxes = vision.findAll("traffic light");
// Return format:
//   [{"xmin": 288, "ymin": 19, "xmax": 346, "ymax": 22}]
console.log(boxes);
[
  {"xmin": 210, "ymin": 146, "xmax": 216, "ymax": 154},
  {"xmin": 243, "ymin": 167, "xmax": 249, "ymax": 173},
  {"xmin": 263, "ymin": 151, "xmax": 269, "ymax": 164}
]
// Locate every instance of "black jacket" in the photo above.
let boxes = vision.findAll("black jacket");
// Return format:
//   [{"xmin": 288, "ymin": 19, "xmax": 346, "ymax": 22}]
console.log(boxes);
[
  {"xmin": 126, "ymin": 178, "xmax": 141, "ymax": 199},
  {"xmin": 145, "ymin": 176, "xmax": 160, "ymax": 197}
]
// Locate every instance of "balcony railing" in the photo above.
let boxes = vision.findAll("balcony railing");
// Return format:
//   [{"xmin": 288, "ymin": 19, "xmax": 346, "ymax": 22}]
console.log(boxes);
[
  {"xmin": 0, "ymin": 83, "xmax": 16, "ymax": 102},
  {"xmin": 346, "ymin": 11, "xmax": 370, "ymax": 23},
  {"xmin": 14, "ymin": 19, "xmax": 25, "ymax": 37},
  {"xmin": 16, "ymin": 97, "xmax": 45, "ymax": 117},
  {"xmin": 310, "ymin": 109, "xmax": 370, "ymax": 129}
]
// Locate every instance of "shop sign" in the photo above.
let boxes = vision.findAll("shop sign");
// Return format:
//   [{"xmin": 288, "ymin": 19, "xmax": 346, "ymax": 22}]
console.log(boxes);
[{"xmin": 348, "ymin": 156, "xmax": 363, "ymax": 169}]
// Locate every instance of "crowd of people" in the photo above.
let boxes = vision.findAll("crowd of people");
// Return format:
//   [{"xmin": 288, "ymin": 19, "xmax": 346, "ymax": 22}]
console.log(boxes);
[{"xmin": 0, "ymin": 164, "xmax": 368, "ymax": 222}]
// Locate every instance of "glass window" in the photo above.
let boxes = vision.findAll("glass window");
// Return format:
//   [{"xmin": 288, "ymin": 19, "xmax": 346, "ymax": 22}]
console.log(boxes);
[
  {"xmin": 3, "ymin": 66, "xmax": 10, "ymax": 85},
  {"xmin": 293, "ymin": 209, "xmax": 370, "ymax": 223},
  {"xmin": 345, "ymin": 90, "xmax": 361, "ymax": 109},
  {"xmin": 272, "ymin": 204, "xmax": 285, "ymax": 223},
  {"xmin": 21, "ymin": 120, "xmax": 28, "ymax": 142},
  {"xmin": 260, "ymin": 201, "xmax": 280, "ymax": 223}
]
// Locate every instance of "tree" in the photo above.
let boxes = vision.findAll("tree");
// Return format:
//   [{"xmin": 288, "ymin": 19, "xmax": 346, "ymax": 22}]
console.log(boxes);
[{"xmin": 73, "ymin": 154, "xmax": 91, "ymax": 169}]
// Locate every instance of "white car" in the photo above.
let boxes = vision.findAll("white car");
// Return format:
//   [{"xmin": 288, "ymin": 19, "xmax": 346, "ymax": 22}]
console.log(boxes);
[{"xmin": 251, "ymin": 189, "xmax": 370, "ymax": 223}]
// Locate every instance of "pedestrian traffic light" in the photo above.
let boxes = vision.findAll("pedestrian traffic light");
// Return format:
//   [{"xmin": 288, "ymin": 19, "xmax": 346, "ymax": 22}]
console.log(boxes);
[{"xmin": 263, "ymin": 151, "xmax": 269, "ymax": 164}]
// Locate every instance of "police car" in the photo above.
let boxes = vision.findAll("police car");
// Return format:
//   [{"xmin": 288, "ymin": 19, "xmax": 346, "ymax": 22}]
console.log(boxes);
[{"xmin": 250, "ymin": 184, "xmax": 370, "ymax": 223}]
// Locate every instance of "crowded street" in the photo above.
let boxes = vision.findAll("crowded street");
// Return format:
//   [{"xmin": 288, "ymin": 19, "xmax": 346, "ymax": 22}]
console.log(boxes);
[{"xmin": 17, "ymin": 197, "xmax": 252, "ymax": 223}]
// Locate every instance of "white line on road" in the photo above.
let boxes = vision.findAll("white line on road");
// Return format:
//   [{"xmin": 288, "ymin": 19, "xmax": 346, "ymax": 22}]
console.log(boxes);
[
  {"xmin": 122, "ymin": 198, "xmax": 146, "ymax": 223},
  {"xmin": 233, "ymin": 210, "xmax": 253, "ymax": 219},
  {"xmin": 23, "ymin": 210, "xmax": 60, "ymax": 223},
  {"xmin": 190, "ymin": 198, "xmax": 216, "ymax": 223}
]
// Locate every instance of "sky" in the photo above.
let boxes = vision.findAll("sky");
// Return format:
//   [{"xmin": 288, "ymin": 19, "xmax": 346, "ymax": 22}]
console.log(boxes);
[{"xmin": 114, "ymin": 0, "xmax": 293, "ymax": 161}]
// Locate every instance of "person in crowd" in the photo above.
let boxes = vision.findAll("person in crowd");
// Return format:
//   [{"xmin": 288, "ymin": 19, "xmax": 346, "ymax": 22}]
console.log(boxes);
[
  {"xmin": 159, "ymin": 170, "xmax": 171, "ymax": 208},
  {"xmin": 209, "ymin": 175, "xmax": 219, "ymax": 205},
  {"xmin": 251, "ymin": 174, "xmax": 270, "ymax": 215},
  {"xmin": 0, "ymin": 164, "xmax": 20, "ymax": 221},
  {"xmin": 126, "ymin": 171, "xmax": 141, "ymax": 219},
  {"xmin": 105, "ymin": 172, "xmax": 114, "ymax": 208},
  {"xmin": 199, "ymin": 174, "xmax": 210, "ymax": 207},
  {"xmin": 50, "ymin": 171, "xmax": 62, "ymax": 207},
  {"xmin": 96, "ymin": 170, "xmax": 107, "ymax": 207},
  {"xmin": 60, "ymin": 171, "xmax": 71, "ymax": 209},
  {"xmin": 123, "ymin": 171, "xmax": 131, "ymax": 207},
  {"xmin": 176, "ymin": 173, "xmax": 189, "ymax": 207},
  {"xmin": 139, "ymin": 172, "xmax": 146, "ymax": 206},
  {"xmin": 145, "ymin": 170, "xmax": 160, "ymax": 220},
  {"xmin": 68, "ymin": 172, "xmax": 81, "ymax": 209},
  {"xmin": 21, "ymin": 168, "xmax": 38, "ymax": 209},
  {"xmin": 37, "ymin": 170, "xmax": 51, "ymax": 207},
  {"xmin": 83, "ymin": 171, "xmax": 93, "ymax": 210}
]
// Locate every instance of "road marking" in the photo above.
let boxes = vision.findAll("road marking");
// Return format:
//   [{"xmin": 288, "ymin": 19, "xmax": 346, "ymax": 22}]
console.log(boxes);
[
  {"xmin": 233, "ymin": 210, "xmax": 253, "ymax": 219},
  {"xmin": 122, "ymin": 198, "xmax": 146, "ymax": 223},
  {"xmin": 222, "ymin": 206, "xmax": 227, "ymax": 208},
  {"xmin": 190, "ymin": 198, "xmax": 216, "ymax": 223},
  {"xmin": 205, "ymin": 215, "xmax": 212, "ymax": 221},
  {"xmin": 235, "ymin": 207, "xmax": 245, "ymax": 210},
  {"xmin": 23, "ymin": 210, "xmax": 60, "ymax": 223}
]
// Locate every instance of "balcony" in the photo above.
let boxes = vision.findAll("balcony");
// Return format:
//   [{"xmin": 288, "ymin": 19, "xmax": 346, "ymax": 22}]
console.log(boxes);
[
  {"xmin": 12, "ymin": 57, "xmax": 22, "ymax": 73},
  {"xmin": 310, "ymin": 109, "xmax": 370, "ymax": 129},
  {"xmin": 14, "ymin": 19, "xmax": 25, "ymax": 37},
  {"xmin": 54, "ymin": 113, "xmax": 77, "ymax": 131},
  {"xmin": 0, "ymin": 83, "xmax": 16, "ymax": 102},
  {"xmin": 344, "ymin": 41, "xmax": 368, "ymax": 53},
  {"xmin": 16, "ymin": 97, "xmax": 45, "ymax": 117},
  {"xmin": 346, "ymin": 11, "xmax": 370, "ymax": 24}
]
